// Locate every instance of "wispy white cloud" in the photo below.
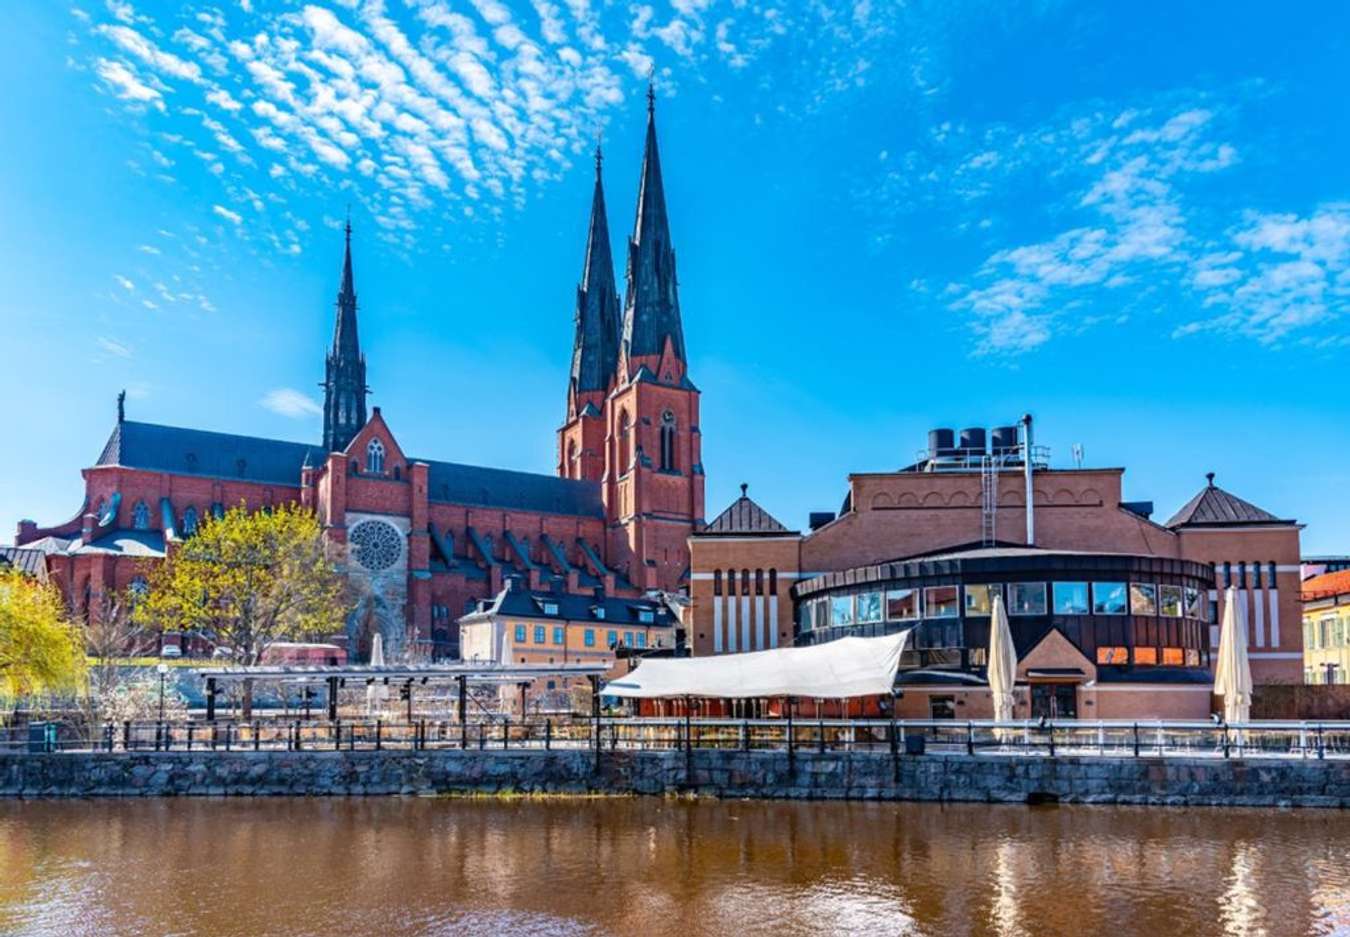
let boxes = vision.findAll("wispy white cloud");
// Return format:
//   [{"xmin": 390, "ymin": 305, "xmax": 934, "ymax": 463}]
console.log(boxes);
[
  {"xmin": 113, "ymin": 274, "xmax": 135, "ymax": 290},
  {"xmin": 96, "ymin": 336, "xmax": 134, "ymax": 358},
  {"xmin": 260, "ymin": 386, "xmax": 322, "ymax": 418},
  {"xmin": 212, "ymin": 204, "xmax": 242, "ymax": 224}
]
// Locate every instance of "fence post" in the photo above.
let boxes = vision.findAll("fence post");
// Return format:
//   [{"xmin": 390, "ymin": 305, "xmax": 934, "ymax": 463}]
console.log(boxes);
[
  {"xmin": 545, "ymin": 719, "xmax": 552, "ymax": 751},
  {"xmin": 740, "ymin": 719, "xmax": 749, "ymax": 752},
  {"xmin": 225, "ymin": 724, "xmax": 232, "ymax": 752},
  {"xmin": 818, "ymin": 719, "xmax": 826, "ymax": 754},
  {"xmin": 253, "ymin": 721, "xmax": 260, "ymax": 752},
  {"xmin": 503, "ymin": 718, "xmax": 510, "ymax": 750},
  {"xmin": 375, "ymin": 720, "xmax": 382, "ymax": 752},
  {"xmin": 1047, "ymin": 724, "xmax": 1055, "ymax": 759},
  {"xmin": 105, "ymin": 723, "xmax": 114, "ymax": 753},
  {"xmin": 966, "ymin": 721, "xmax": 974, "ymax": 756},
  {"xmin": 1317, "ymin": 724, "xmax": 1325, "ymax": 761},
  {"xmin": 334, "ymin": 721, "xmax": 341, "ymax": 752},
  {"xmin": 1132, "ymin": 722, "xmax": 1140, "ymax": 758},
  {"xmin": 187, "ymin": 724, "xmax": 195, "ymax": 752},
  {"xmin": 1222, "ymin": 725, "xmax": 1230, "ymax": 759},
  {"xmin": 889, "ymin": 717, "xmax": 899, "ymax": 782},
  {"xmin": 123, "ymin": 720, "xmax": 131, "ymax": 752}
]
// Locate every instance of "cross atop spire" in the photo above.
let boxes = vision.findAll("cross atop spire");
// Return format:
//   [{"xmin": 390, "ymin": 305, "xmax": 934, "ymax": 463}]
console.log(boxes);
[{"xmin": 646, "ymin": 73, "xmax": 656, "ymax": 116}]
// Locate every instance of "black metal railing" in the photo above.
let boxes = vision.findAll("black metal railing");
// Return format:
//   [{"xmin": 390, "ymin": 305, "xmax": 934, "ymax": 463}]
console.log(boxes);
[{"xmin": 4, "ymin": 718, "xmax": 1350, "ymax": 760}]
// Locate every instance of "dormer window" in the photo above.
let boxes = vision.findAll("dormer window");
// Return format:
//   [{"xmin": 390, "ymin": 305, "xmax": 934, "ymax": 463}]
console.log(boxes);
[
  {"xmin": 637, "ymin": 609, "xmax": 655, "ymax": 624},
  {"xmin": 366, "ymin": 438, "xmax": 385, "ymax": 474},
  {"xmin": 541, "ymin": 601, "xmax": 559, "ymax": 616},
  {"xmin": 592, "ymin": 606, "xmax": 606, "ymax": 620}
]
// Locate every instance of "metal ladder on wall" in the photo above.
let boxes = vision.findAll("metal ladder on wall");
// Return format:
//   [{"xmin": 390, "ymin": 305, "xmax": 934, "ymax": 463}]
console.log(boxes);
[{"xmin": 980, "ymin": 456, "xmax": 998, "ymax": 546}]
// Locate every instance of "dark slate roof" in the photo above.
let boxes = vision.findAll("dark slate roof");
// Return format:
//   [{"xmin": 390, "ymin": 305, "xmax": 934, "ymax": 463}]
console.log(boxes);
[
  {"xmin": 699, "ymin": 486, "xmax": 795, "ymax": 536},
  {"xmin": 1164, "ymin": 474, "xmax": 1290, "ymax": 528},
  {"xmin": 0, "ymin": 546, "xmax": 47, "ymax": 578},
  {"xmin": 96, "ymin": 420, "xmax": 604, "ymax": 518},
  {"xmin": 71, "ymin": 530, "xmax": 166, "ymax": 557},
  {"xmin": 98, "ymin": 421, "xmax": 315, "ymax": 486},
  {"xmin": 458, "ymin": 578, "xmax": 677, "ymax": 627},
  {"xmin": 424, "ymin": 460, "xmax": 603, "ymax": 517}
]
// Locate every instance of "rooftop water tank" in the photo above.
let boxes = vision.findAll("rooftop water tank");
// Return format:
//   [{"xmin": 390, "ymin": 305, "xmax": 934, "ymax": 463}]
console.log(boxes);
[
  {"xmin": 959, "ymin": 427, "xmax": 987, "ymax": 456},
  {"xmin": 928, "ymin": 428, "xmax": 955, "ymax": 457}
]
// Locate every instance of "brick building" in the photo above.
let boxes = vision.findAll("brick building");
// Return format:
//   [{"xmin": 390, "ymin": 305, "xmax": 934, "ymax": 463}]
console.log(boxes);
[
  {"xmin": 689, "ymin": 419, "xmax": 1304, "ymax": 720},
  {"xmin": 14, "ymin": 92, "xmax": 703, "ymax": 662}
]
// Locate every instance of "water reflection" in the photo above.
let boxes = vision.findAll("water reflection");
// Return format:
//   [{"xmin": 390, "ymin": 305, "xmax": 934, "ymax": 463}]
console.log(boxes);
[{"xmin": 0, "ymin": 799, "xmax": 1347, "ymax": 937}]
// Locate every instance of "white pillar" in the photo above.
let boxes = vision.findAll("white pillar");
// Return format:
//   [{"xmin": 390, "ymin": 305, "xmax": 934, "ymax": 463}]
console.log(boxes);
[
  {"xmin": 713, "ymin": 595, "xmax": 723, "ymax": 654},
  {"xmin": 1268, "ymin": 588, "xmax": 1280, "ymax": 648},
  {"xmin": 769, "ymin": 595, "xmax": 780, "ymax": 649},
  {"xmin": 1253, "ymin": 587, "xmax": 1266, "ymax": 647},
  {"xmin": 726, "ymin": 596, "xmax": 737, "ymax": 654},
  {"xmin": 741, "ymin": 596, "xmax": 751, "ymax": 652}
]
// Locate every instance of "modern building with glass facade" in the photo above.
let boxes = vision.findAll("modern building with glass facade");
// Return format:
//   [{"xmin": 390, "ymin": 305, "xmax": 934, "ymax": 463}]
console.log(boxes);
[{"xmin": 688, "ymin": 420, "xmax": 1304, "ymax": 721}]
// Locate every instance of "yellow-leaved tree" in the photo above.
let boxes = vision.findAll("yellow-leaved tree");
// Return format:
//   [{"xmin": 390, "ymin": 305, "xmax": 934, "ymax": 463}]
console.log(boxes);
[
  {"xmin": 0, "ymin": 568, "xmax": 87, "ymax": 717},
  {"xmin": 138, "ymin": 504, "xmax": 348, "ymax": 716}
]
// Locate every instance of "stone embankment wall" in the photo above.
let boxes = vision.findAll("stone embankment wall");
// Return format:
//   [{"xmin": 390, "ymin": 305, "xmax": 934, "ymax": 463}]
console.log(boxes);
[{"xmin": 3, "ymin": 750, "xmax": 1349, "ymax": 807}]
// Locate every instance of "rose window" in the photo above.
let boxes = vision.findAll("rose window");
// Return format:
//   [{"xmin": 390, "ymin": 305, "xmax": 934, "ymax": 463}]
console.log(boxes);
[{"xmin": 349, "ymin": 520, "xmax": 403, "ymax": 571}]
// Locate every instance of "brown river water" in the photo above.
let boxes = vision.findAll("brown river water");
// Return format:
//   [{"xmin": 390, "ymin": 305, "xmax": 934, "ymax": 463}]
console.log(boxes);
[{"xmin": 0, "ymin": 798, "xmax": 1347, "ymax": 937}]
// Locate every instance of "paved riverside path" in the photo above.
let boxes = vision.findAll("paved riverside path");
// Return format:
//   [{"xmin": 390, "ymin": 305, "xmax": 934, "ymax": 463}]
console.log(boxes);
[{"xmin": 3, "ymin": 749, "xmax": 1350, "ymax": 807}]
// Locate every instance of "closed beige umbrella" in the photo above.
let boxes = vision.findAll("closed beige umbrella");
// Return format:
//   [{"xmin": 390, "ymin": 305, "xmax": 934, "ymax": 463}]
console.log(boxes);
[
  {"xmin": 1213, "ymin": 586, "xmax": 1252, "ymax": 725},
  {"xmin": 987, "ymin": 593, "xmax": 1018, "ymax": 730},
  {"xmin": 366, "ymin": 632, "xmax": 389, "ymax": 716}
]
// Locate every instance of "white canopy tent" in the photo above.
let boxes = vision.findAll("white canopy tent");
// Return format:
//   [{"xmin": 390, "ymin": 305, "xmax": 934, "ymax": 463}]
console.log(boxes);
[{"xmin": 602, "ymin": 630, "xmax": 911, "ymax": 700}]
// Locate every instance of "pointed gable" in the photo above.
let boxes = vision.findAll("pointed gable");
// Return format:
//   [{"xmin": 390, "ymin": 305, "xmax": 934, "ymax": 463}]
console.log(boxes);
[
  {"xmin": 1165, "ymin": 473, "xmax": 1290, "ymax": 528},
  {"xmin": 702, "ymin": 484, "xmax": 795, "ymax": 536}
]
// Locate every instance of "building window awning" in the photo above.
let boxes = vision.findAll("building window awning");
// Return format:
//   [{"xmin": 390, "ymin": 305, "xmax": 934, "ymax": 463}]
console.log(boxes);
[{"xmin": 602, "ymin": 631, "xmax": 911, "ymax": 700}]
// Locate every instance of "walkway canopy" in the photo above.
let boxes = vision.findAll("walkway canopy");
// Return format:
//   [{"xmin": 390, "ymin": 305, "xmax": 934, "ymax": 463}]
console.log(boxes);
[{"xmin": 602, "ymin": 631, "xmax": 911, "ymax": 700}]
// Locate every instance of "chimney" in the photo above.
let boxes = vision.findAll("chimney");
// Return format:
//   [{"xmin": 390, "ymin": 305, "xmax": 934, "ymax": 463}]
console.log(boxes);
[{"xmin": 1021, "ymin": 413, "xmax": 1035, "ymax": 545}]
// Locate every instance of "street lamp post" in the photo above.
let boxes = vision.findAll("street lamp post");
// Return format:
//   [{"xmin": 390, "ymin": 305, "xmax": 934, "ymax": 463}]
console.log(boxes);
[{"xmin": 156, "ymin": 663, "xmax": 169, "ymax": 721}]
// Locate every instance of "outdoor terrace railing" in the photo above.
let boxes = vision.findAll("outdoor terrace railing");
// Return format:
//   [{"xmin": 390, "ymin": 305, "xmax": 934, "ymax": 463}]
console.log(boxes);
[{"xmin": 6, "ymin": 718, "xmax": 1350, "ymax": 761}]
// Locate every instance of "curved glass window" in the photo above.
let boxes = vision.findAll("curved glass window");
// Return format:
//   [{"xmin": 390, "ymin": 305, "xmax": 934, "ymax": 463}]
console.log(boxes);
[
  {"xmin": 1130, "ymin": 582, "xmax": 1158, "ymax": 616},
  {"xmin": 1053, "ymin": 582, "xmax": 1089, "ymax": 615},
  {"xmin": 886, "ymin": 588, "xmax": 919, "ymax": 621},
  {"xmin": 1184, "ymin": 586, "xmax": 1204, "ymax": 619},
  {"xmin": 924, "ymin": 586, "xmax": 959, "ymax": 618},
  {"xmin": 856, "ymin": 591, "xmax": 882, "ymax": 623},
  {"xmin": 965, "ymin": 584, "xmax": 1000, "ymax": 616},
  {"xmin": 1160, "ymin": 585, "xmax": 1183, "ymax": 618},
  {"xmin": 1008, "ymin": 582, "xmax": 1046, "ymax": 616},
  {"xmin": 1092, "ymin": 582, "xmax": 1127, "ymax": 615},
  {"xmin": 829, "ymin": 595, "xmax": 853, "ymax": 626}
]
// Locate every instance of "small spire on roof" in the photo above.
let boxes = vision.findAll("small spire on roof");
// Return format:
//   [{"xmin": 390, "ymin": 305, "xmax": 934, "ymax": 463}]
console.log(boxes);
[
  {"xmin": 1206, "ymin": 472, "xmax": 1216, "ymax": 488},
  {"xmin": 646, "ymin": 70, "xmax": 656, "ymax": 116},
  {"xmin": 594, "ymin": 130, "xmax": 603, "ymax": 175},
  {"xmin": 740, "ymin": 482, "xmax": 748, "ymax": 498},
  {"xmin": 117, "ymin": 389, "xmax": 126, "ymax": 424}
]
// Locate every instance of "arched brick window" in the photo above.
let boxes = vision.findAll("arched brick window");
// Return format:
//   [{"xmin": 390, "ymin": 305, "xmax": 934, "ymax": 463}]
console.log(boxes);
[
  {"xmin": 182, "ymin": 506, "xmax": 198, "ymax": 536},
  {"xmin": 741, "ymin": 569, "xmax": 750, "ymax": 594},
  {"xmin": 567, "ymin": 439, "xmax": 578, "ymax": 479},
  {"xmin": 769, "ymin": 568, "xmax": 778, "ymax": 594},
  {"xmin": 132, "ymin": 500, "xmax": 150, "ymax": 530},
  {"xmin": 659, "ymin": 410, "xmax": 677, "ymax": 471},
  {"xmin": 366, "ymin": 438, "xmax": 385, "ymax": 474},
  {"xmin": 713, "ymin": 569, "xmax": 723, "ymax": 596},
  {"xmin": 619, "ymin": 410, "xmax": 633, "ymax": 469}
]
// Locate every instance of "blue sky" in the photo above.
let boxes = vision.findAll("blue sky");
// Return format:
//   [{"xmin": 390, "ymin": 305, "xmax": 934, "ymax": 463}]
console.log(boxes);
[{"xmin": 3, "ymin": 1, "xmax": 1349, "ymax": 552}]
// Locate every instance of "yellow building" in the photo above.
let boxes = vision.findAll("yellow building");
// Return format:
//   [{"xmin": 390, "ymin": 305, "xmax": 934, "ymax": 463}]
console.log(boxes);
[
  {"xmin": 458, "ymin": 577, "xmax": 680, "ymax": 712},
  {"xmin": 1302, "ymin": 571, "xmax": 1350, "ymax": 684}
]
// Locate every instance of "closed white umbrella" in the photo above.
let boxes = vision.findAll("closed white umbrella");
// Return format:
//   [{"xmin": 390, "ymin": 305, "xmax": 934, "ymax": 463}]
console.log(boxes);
[
  {"xmin": 1213, "ymin": 586, "xmax": 1252, "ymax": 725},
  {"xmin": 366, "ymin": 632, "xmax": 389, "ymax": 716},
  {"xmin": 987, "ymin": 593, "xmax": 1018, "ymax": 731}
]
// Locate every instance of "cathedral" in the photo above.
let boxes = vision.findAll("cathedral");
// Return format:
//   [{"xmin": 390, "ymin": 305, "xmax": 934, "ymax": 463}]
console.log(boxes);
[{"xmin": 14, "ymin": 91, "xmax": 704, "ymax": 661}]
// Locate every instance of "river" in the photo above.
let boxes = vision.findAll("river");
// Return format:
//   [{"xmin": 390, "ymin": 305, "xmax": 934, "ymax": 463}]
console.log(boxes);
[{"xmin": 0, "ymin": 798, "xmax": 1346, "ymax": 936}]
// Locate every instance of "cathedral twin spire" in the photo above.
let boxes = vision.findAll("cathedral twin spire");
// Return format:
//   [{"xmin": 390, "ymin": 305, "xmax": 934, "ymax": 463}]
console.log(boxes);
[{"xmin": 569, "ymin": 84, "xmax": 686, "ymax": 418}]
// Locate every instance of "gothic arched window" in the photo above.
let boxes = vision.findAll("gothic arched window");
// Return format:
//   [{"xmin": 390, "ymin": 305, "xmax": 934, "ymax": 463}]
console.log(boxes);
[
  {"xmin": 182, "ymin": 506, "xmax": 198, "ymax": 536},
  {"xmin": 132, "ymin": 500, "xmax": 150, "ymax": 530},
  {"xmin": 618, "ymin": 410, "xmax": 632, "ymax": 470},
  {"xmin": 366, "ymin": 438, "xmax": 385, "ymax": 474},
  {"xmin": 567, "ymin": 440, "xmax": 578, "ymax": 479},
  {"xmin": 659, "ymin": 410, "xmax": 677, "ymax": 472}
]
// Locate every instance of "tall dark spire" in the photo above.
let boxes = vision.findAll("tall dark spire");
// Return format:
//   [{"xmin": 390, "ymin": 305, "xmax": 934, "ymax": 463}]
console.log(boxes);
[
  {"xmin": 323, "ymin": 218, "xmax": 368, "ymax": 452},
  {"xmin": 569, "ymin": 141, "xmax": 621, "ymax": 410},
  {"xmin": 621, "ymin": 83, "xmax": 685, "ymax": 368}
]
